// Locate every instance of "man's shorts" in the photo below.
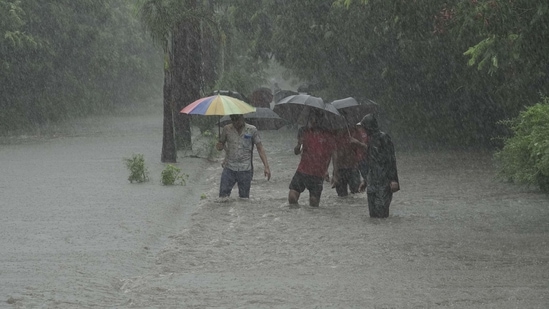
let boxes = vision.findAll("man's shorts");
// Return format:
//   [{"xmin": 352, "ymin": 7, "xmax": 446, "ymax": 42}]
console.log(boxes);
[{"xmin": 289, "ymin": 171, "xmax": 324, "ymax": 199}]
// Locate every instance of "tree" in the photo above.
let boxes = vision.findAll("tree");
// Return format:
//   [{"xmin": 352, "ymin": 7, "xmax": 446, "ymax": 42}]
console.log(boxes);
[
  {"xmin": 139, "ymin": 0, "xmax": 205, "ymax": 162},
  {"xmin": 172, "ymin": 2, "xmax": 201, "ymax": 151},
  {"xmin": 243, "ymin": 0, "xmax": 549, "ymax": 147},
  {"xmin": 0, "ymin": 0, "xmax": 162, "ymax": 133}
]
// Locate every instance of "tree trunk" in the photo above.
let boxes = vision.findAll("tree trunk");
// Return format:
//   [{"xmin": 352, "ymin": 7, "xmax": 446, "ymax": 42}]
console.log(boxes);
[
  {"xmin": 201, "ymin": 0, "xmax": 217, "ymax": 91},
  {"xmin": 173, "ymin": 0, "xmax": 201, "ymax": 150},
  {"xmin": 161, "ymin": 55, "xmax": 177, "ymax": 163}
]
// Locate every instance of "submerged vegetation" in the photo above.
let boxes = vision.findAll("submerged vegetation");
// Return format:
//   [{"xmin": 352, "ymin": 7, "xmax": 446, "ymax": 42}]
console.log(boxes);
[
  {"xmin": 124, "ymin": 154, "xmax": 150, "ymax": 183},
  {"xmin": 161, "ymin": 164, "xmax": 189, "ymax": 186}
]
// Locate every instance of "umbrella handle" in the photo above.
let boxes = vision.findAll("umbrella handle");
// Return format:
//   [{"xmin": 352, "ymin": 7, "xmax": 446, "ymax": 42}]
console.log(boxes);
[{"xmin": 343, "ymin": 115, "xmax": 351, "ymax": 137}]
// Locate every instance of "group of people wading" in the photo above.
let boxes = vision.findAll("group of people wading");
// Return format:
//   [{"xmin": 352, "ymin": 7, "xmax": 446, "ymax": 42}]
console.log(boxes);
[{"xmin": 216, "ymin": 112, "xmax": 400, "ymax": 218}]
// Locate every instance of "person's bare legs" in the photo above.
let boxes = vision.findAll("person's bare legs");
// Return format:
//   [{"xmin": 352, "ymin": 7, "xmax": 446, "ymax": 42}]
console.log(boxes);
[
  {"xmin": 288, "ymin": 189, "xmax": 300, "ymax": 205},
  {"xmin": 309, "ymin": 194, "xmax": 320, "ymax": 207}
]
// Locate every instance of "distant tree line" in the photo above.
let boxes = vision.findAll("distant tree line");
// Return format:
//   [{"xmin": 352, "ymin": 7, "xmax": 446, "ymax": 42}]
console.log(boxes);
[
  {"xmin": 2, "ymin": 0, "xmax": 548, "ymax": 153},
  {"xmin": 0, "ymin": 0, "xmax": 162, "ymax": 133},
  {"xmin": 247, "ymin": 0, "xmax": 548, "ymax": 148},
  {"xmin": 137, "ymin": 0, "xmax": 549, "ymax": 158}
]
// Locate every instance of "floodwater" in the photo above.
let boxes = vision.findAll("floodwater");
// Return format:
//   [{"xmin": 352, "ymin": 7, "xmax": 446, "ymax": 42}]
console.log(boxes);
[{"xmin": 0, "ymin": 112, "xmax": 548, "ymax": 308}]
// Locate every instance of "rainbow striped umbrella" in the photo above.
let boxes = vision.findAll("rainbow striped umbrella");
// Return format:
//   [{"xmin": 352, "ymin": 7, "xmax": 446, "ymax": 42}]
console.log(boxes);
[{"xmin": 180, "ymin": 95, "xmax": 256, "ymax": 116}]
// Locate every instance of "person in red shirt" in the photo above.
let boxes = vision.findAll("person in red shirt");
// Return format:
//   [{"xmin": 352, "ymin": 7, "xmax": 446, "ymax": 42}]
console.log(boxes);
[
  {"xmin": 330, "ymin": 126, "xmax": 365, "ymax": 196},
  {"xmin": 288, "ymin": 110, "xmax": 337, "ymax": 207}
]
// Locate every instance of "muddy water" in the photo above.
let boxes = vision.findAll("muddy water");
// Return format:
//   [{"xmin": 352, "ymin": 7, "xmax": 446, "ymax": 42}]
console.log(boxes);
[{"xmin": 1, "ymin": 116, "xmax": 548, "ymax": 308}]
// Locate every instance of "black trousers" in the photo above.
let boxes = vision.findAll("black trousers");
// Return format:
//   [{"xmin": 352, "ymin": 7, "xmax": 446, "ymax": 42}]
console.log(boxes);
[
  {"xmin": 334, "ymin": 168, "xmax": 361, "ymax": 197},
  {"xmin": 367, "ymin": 186, "xmax": 393, "ymax": 218}
]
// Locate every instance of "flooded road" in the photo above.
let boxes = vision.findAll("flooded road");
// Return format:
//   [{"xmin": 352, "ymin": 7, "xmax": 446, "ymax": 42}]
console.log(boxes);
[
  {"xmin": 0, "ymin": 113, "xmax": 213, "ymax": 307},
  {"xmin": 1, "ymin": 113, "xmax": 548, "ymax": 308}
]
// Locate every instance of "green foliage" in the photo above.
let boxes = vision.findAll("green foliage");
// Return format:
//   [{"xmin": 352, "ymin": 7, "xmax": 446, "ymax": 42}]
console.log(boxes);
[
  {"xmin": 0, "ymin": 0, "xmax": 162, "ymax": 135},
  {"xmin": 3, "ymin": 0, "xmax": 549, "ymax": 151},
  {"xmin": 214, "ymin": 69, "xmax": 266, "ymax": 100},
  {"xmin": 208, "ymin": 1, "xmax": 269, "ymax": 97},
  {"xmin": 252, "ymin": 0, "xmax": 548, "ymax": 147},
  {"xmin": 0, "ymin": 0, "xmax": 35, "ymax": 49},
  {"xmin": 160, "ymin": 164, "xmax": 188, "ymax": 186},
  {"xmin": 124, "ymin": 154, "xmax": 149, "ymax": 183},
  {"xmin": 495, "ymin": 96, "xmax": 549, "ymax": 192}
]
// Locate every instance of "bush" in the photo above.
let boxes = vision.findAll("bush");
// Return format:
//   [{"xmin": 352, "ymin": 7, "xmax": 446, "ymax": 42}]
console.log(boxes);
[
  {"xmin": 124, "ymin": 154, "xmax": 149, "ymax": 183},
  {"xmin": 495, "ymin": 96, "xmax": 549, "ymax": 192},
  {"xmin": 161, "ymin": 164, "xmax": 188, "ymax": 186}
]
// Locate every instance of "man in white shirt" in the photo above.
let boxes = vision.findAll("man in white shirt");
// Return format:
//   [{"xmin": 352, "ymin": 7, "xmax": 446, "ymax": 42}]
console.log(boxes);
[{"xmin": 216, "ymin": 114, "xmax": 271, "ymax": 198}]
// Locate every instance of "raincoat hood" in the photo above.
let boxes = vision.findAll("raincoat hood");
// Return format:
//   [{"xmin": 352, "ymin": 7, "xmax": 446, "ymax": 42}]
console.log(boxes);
[{"xmin": 357, "ymin": 114, "xmax": 379, "ymax": 133}]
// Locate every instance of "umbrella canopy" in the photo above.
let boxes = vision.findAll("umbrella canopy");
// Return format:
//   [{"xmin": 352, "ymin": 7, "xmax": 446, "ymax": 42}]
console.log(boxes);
[
  {"xmin": 331, "ymin": 97, "xmax": 378, "ymax": 125},
  {"xmin": 218, "ymin": 107, "xmax": 287, "ymax": 130},
  {"xmin": 273, "ymin": 89, "xmax": 299, "ymax": 104},
  {"xmin": 180, "ymin": 94, "xmax": 256, "ymax": 116},
  {"xmin": 322, "ymin": 102, "xmax": 348, "ymax": 130},
  {"xmin": 273, "ymin": 94, "xmax": 341, "ymax": 126}
]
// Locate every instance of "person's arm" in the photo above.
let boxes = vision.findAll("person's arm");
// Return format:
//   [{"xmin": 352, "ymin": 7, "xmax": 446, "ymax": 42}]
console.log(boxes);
[
  {"xmin": 294, "ymin": 138, "xmax": 303, "ymax": 155},
  {"xmin": 256, "ymin": 143, "xmax": 271, "ymax": 180},
  {"xmin": 294, "ymin": 128, "xmax": 304, "ymax": 155},
  {"xmin": 330, "ymin": 150, "xmax": 339, "ymax": 186},
  {"xmin": 330, "ymin": 134, "xmax": 339, "ymax": 185},
  {"xmin": 349, "ymin": 136, "xmax": 367, "ymax": 150},
  {"xmin": 294, "ymin": 142, "xmax": 302, "ymax": 155}
]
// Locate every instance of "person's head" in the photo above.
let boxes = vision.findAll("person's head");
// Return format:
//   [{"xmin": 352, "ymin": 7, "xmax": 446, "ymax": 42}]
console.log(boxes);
[
  {"xmin": 308, "ymin": 109, "xmax": 324, "ymax": 128},
  {"xmin": 230, "ymin": 114, "xmax": 245, "ymax": 129},
  {"xmin": 357, "ymin": 113, "xmax": 379, "ymax": 134}
]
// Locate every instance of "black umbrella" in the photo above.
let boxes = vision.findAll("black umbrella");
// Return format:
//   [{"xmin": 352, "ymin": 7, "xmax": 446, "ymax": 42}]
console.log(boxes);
[
  {"xmin": 331, "ymin": 97, "xmax": 378, "ymax": 125},
  {"xmin": 218, "ymin": 107, "xmax": 288, "ymax": 130},
  {"xmin": 273, "ymin": 94, "xmax": 342, "ymax": 126}
]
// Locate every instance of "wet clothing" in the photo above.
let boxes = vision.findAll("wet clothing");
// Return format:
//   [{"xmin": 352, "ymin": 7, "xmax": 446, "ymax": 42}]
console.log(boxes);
[
  {"xmin": 290, "ymin": 127, "xmax": 336, "ymax": 202},
  {"xmin": 353, "ymin": 128, "xmax": 369, "ymax": 180},
  {"xmin": 219, "ymin": 168, "xmax": 253, "ymax": 198},
  {"xmin": 218, "ymin": 123, "xmax": 261, "ymax": 198},
  {"xmin": 358, "ymin": 161, "xmax": 368, "ymax": 181},
  {"xmin": 333, "ymin": 167, "xmax": 361, "ymax": 196},
  {"xmin": 359, "ymin": 114, "xmax": 399, "ymax": 218},
  {"xmin": 296, "ymin": 128, "xmax": 336, "ymax": 178},
  {"xmin": 219, "ymin": 123, "xmax": 261, "ymax": 172},
  {"xmin": 366, "ymin": 131, "xmax": 398, "ymax": 189},
  {"xmin": 367, "ymin": 185, "xmax": 393, "ymax": 218},
  {"xmin": 289, "ymin": 171, "xmax": 324, "ymax": 199},
  {"xmin": 353, "ymin": 128, "xmax": 369, "ymax": 163},
  {"xmin": 335, "ymin": 129, "xmax": 366, "ymax": 196},
  {"xmin": 334, "ymin": 133, "xmax": 358, "ymax": 169}
]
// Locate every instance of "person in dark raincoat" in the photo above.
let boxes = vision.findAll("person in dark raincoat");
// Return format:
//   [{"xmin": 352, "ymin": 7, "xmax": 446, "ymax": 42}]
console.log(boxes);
[{"xmin": 350, "ymin": 114, "xmax": 399, "ymax": 218}]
